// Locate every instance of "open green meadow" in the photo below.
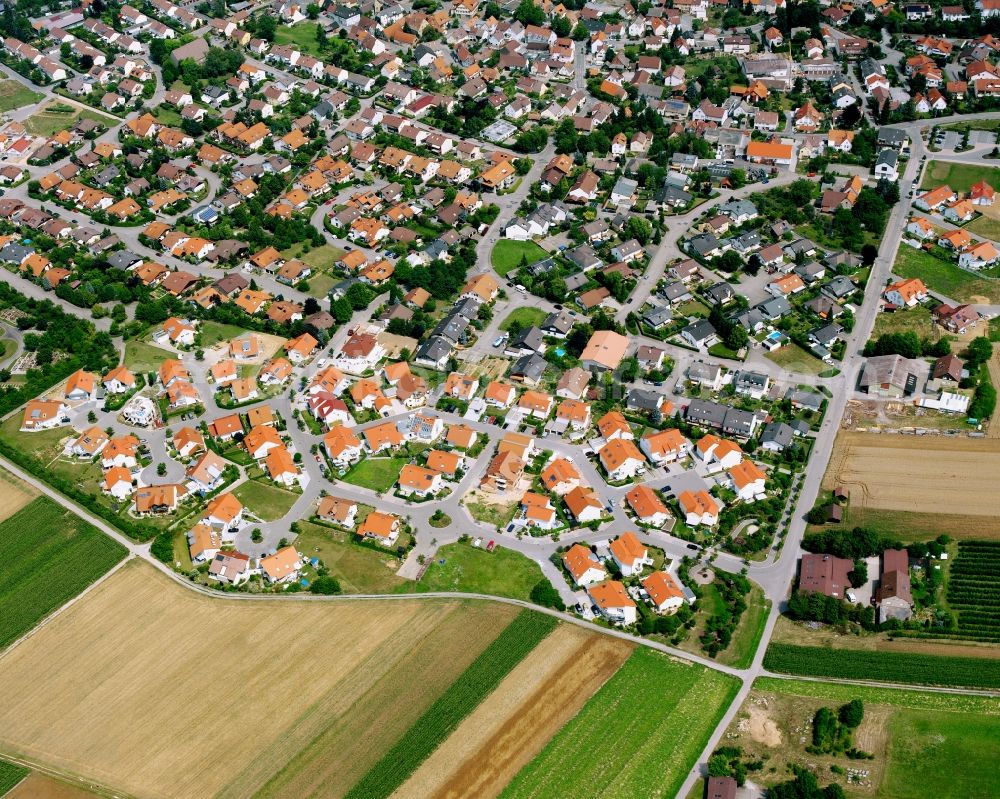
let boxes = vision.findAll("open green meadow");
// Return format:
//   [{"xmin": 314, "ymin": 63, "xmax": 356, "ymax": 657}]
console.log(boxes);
[
  {"xmin": 499, "ymin": 648, "xmax": 740, "ymax": 799},
  {"xmin": 921, "ymin": 160, "xmax": 1000, "ymax": 193},
  {"xmin": 294, "ymin": 521, "xmax": 406, "ymax": 593},
  {"xmin": 231, "ymin": 479, "xmax": 299, "ymax": 522},
  {"xmin": 0, "ymin": 80, "xmax": 41, "ymax": 112},
  {"xmin": 23, "ymin": 102, "xmax": 112, "ymax": 137},
  {"xmin": 124, "ymin": 339, "xmax": 173, "ymax": 375},
  {"xmin": 894, "ymin": 244, "xmax": 1000, "ymax": 303},
  {"xmin": 0, "ymin": 497, "xmax": 126, "ymax": 650},
  {"xmin": 414, "ymin": 541, "xmax": 546, "ymax": 602},
  {"xmin": 499, "ymin": 307, "xmax": 548, "ymax": 331},
  {"xmin": 341, "ymin": 456, "xmax": 406, "ymax": 493}
]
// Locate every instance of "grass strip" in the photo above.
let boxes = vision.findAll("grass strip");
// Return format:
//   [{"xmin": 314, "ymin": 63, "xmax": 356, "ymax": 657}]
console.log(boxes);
[
  {"xmin": 0, "ymin": 758, "xmax": 29, "ymax": 794},
  {"xmin": 0, "ymin": 497, "xmax": 127, "ymax": 649},
  {"xmin": 343, "ymin": 610, "xmax": 558, "ymax": 799},
  {"xmin": 763, "ymin": 643, "xmax": 1000, "ymax": 690}
]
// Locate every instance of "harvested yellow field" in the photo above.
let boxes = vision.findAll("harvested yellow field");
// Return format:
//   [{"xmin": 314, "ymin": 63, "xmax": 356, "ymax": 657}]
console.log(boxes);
[
  {"xmin": 392, "ymin": 625, "xmax": 633, "ymax": 799},
  {"xmin": 5, "ymin": 773, "xmax": 100, "ymax": 799},
  {"xmin": 0, "ymin": 561, "xmax": 517, "ymax": 799},
  {"xmin": 825, "ymin": 432, "xmax": 1000, "ymax": 517},
  {"xmin": 0, "ymin": 467, "xmax": 38, "ymax": 522}
]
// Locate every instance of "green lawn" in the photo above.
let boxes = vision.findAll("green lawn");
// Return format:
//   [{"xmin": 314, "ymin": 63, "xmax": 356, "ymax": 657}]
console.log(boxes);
[
  {"xmin": 0, "ymin": 497, "xmax": 127, "ymax": 650},
  {"xmin": 465, "ymin": 497, "xmax": 520, "ymax": 529},
  {"xmin": 754, "ymin": 678, "xmax": 1000, "ymax": 799},
  {"xmin": 0, "ymin": 415, "xmax": 69, "ymax": 461},
  {"xmin": 199, "ymin": 321, "xmax": 249, "ymax": 348},
  {"xmin": 341, "ymin": 457, "xmax": 406, "ymax": 493},
  {"xmin": 491, "ymin": 240, "xmax": 548, "ymax": 276},
  {"xmin": 274, "ymin": 22, "xmax": 325, "ymax": 58},
  {"xmin": 232, "ymin": 479, "xmax": 299, "ymax": 522},
  {"xmin": 764, "ymin": 343, "xmax": 826, "ymax": 375},
  {"xmin": 294, "ymin": 521, "xmax": 406, "ymax": 593},
  {"xmin": 415, "ymin": 541, "xmax": 546, "ymax": 601},
  {"xmin": 499, "ymin": 307, "xmax": 548, "ymax": 331},
  {"xmin": 500, "ymin": 648, "xmax": 740, "ymax": 799},
  {"xmin": 0, "ymin": 80, "xmax": 41, "ymax": 112},
  {"xmin": 281, "ymin": 242, "xmax": 346, "ymax": 271},
  {"xmin": 0, "ymin": 759, "xmax": 28, "ymax": 795},
  {"xmin": 23, "ymin": 102, "xmax": 113, "ymax": 137},
  {"xmin": 124, "ymin": 339, "xmax": 173, "ymax": 375},
  {"xmin": 0, "ymin": 337, "xmax": 15, "ymax": 365},
  {"xmin": 921, "ymin": 160, "xmax": 1000, "ymax": 193},
  {"xmin": 152, "ymin": 104, "xmax": 184, "ymax": 127},
  {"xmin": 894, "ymin": 244, "xmax": 1000, "ymax": 303},
  {"xmin": 306, "ymin": 271, "xmax": 337, "ymax": 300}
]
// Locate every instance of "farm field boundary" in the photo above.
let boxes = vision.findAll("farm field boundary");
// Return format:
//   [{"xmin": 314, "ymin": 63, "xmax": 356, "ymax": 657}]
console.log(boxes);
[{"xmin": 343, "ymin": 611, "xmax": 558, "ymax": 799}]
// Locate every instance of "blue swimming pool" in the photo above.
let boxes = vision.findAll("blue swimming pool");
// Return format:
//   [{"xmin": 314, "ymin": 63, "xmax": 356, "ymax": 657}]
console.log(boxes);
[{"xmin": 554, "ymin": 347, "xmax": 566, "ymax": 356}]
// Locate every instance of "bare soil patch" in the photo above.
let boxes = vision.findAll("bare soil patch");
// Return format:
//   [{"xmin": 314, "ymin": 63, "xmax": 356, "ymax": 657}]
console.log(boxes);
[
  {"xmin": 0, "ymin": 468, "xmax": 38, "ymax": 522},
  {"xmin": 824, "ymin": 431, "xmax": 1000, "ymax": 518},
  {"xmin": 0, "ymin": 561, "xmax": 501, "ymax": 799},
  {"xmin": 392, "ymin": 625, "xmax": 633, "ymax": 799},
  {"xmin": 747, "ymin": 703, "xmax": 782, "ymax": 748},
  {"xmin": 5, "ymin": 772, "xmax": 99, "ymax": 799}
]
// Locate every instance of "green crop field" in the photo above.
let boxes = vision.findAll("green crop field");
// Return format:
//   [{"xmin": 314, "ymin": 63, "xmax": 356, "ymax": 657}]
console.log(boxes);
[
  {"xmin": 763, "ymin": 643, "xmax": 1000, "ymax": 689},
  {"xmin": 754, "ymin": 678, "xmax": 1000, "ymax": 799},
  {"xmin": 499, "ymin": 648, "xmax": 740, "ymax": 799},
  {"xmin": 0, "ymin": 758, "xmax": 28, "ymax": 794},
  {"xmin": 344, "ymin": 611, "xmax": 557, "ymax": 799},
  {"xmin": 414, "ymin": 541, "xmax": 546, "ymax": 601},
  {"xmin": 0, "ymin": 497, "xmax": 127, "ymax": 650},
  {"xmin": 491, "ymin": 240, "xmax": 548, "ymax": 276}
]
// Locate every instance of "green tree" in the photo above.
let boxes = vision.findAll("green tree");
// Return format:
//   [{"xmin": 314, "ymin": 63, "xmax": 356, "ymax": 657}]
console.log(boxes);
[
  {"xmin": 310, "ymin": 575, "xmax": 342, "ymax": 594},
  {"xmin": 839, "ymin": 699, "xmax": 864, "ymax": 728},
  {"xmin": 551, "ymin": 14, "xmax": 571, "ymax": 36},
  {"xmin": 514, "ymin": 0, "xmax": 545, "ymax": 25}
]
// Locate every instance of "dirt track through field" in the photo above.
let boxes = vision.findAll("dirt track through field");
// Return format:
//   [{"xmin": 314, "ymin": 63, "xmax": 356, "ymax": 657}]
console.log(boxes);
[
  {"xmin": 391, "ymin": 626, "xmax": 633, "ymax": 799},
  {"xmin": 825, "ymin": 431, "xmax": 1000, "ymax": 516},
  {"xmin": 0, "ymin": 561, "xmax": 505, "ymax": 799}
]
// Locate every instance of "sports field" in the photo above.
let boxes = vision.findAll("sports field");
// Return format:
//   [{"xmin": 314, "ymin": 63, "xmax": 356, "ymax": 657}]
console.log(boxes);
[
  {"xmin": 729, "ymin": 678, "xmax": 1000, "ymax": 799},
  {"xmin": 824, "ymin": 432, "xmax": 1000, "ymax": 531},
  {"xmin": 0, "ymin": 496, "xmax": 126, "ymax": 651}
]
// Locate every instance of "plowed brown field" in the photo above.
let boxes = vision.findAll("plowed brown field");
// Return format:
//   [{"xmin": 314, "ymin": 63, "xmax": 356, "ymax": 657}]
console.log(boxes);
[{"xmin": 391, "ymin": 625, "xmax": 633, "ymax": 799}]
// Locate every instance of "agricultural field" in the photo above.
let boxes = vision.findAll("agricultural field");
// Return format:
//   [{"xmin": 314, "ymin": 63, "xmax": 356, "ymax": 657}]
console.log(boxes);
[
  {"xmin": 920, "ymin": 160, "xmax": 1000, "ymax": 193},
  {"xmin": 735, "ymin": 678, "xmax": 1000, "ymax": 799},
  {"xmin": 392, "ymin": 624, "xmax": 632, "ymax": 799},
  {"xmin": 4, "ymin": 771, "xmax": 100, "ymax": 799},
  {"xmin": 341, "ymin": 456, "xmax": 406, "ymax": 492},
  {"xmin": 762, "ymin": 642, "xmax": 1000, "ymax": 689},
  {"xmin": 0, "ymin": 561, "xmax": 522, "ymax": 799},
  {"xmin": 491, "ymin": 240, "xmax": 549, "ymax": 276},
  {"xmin": 0, "ymin": 496, "xmax": 126, "ymax": 651},
  {"xmin": 231, "ymin": 479, "xmax": 299, "ymax": 522},
  {"xmin": 0, "ymin": 759, "xmax": 28, "ymax": 795},
  {"xmin": 343, "ymin": 611, "xmax": 558, "ymax": 799},
  {"xmin": 0, "ymin": 80, "xmax": 42, "ymax": 111},
  {"xmin": 893, "ymin": 244, "xmax": 1000, "ymax": 304},
  {"xmin": 0, "ymin": 467, "xmax": 38, "ymax": 522},
  {"xmin": 414, "ymin": 540, "xmax": 547, "ymax": 601},
  {"xmin": 938, "ymin": 541, "xmax": 1000, "ymax": 643},
  {"xmin": 823, "ymin": 431, "xmax": 1000, "ymax": 536},
  {"xmin": 498, "ymin": 648, "xmax": 740, "ymax": 799}
]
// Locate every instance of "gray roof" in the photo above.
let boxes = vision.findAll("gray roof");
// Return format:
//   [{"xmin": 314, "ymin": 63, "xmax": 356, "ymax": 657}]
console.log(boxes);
[
  {"xmin": 761, "ymin": 421, "xmax": 794, "ymax": 449},
  {"xmin": 511, "ymin": 353, "xmax": 547, "ymax": 382},
  {"xmin": 682, "ymin": 319, "xmax": 717, "ymax": 343}
]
